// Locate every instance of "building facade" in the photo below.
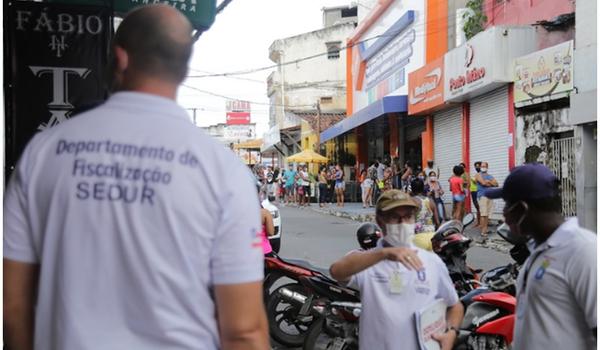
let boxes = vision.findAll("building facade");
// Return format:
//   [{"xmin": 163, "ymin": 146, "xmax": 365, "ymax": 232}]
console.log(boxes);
[{"xmin": 263, "ymin": 6, "xmax": 357, "ymax": 167}]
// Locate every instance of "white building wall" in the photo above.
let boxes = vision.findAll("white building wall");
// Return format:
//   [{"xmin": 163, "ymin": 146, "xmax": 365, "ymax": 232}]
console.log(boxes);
[{"xmin": 268, "ymin": 22, "xmax": 355, "ymax": 129}]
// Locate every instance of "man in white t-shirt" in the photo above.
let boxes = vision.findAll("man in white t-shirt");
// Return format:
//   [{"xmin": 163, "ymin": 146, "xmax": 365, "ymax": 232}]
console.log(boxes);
[
  {"xmin": 485, "ymin": 164, "xmax": 597, "ymax": 350},
  {"xmin": 330, "ymin": 190, "xmax": 464, "ymax": 350},
  {"xmin": 4, "ymin": 6, "xmax": 268, "ymax": 350}
]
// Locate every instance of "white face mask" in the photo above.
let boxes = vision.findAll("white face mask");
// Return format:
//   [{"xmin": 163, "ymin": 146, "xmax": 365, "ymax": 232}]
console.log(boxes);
[
  {"xmin": 384, "ymin": 223, "xmax": 415, "ymax": 247},
  {"xmin": 429, "ymin": 176, "xmax": 437, "ymax": 181},
  {"xmin": 481, "ymin": 168, "xmax": 488, "ymax": 173}
]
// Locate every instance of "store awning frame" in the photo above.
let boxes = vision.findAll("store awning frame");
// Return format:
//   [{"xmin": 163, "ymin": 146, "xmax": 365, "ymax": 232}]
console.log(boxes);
[{"xmin": 320, "ymin": 95, "xmax": 408, "ymax": 143}]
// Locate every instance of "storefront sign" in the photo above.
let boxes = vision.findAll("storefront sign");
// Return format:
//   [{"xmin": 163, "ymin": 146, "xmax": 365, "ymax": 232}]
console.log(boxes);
[
  {"xmin": 444, "ymin": 26, "xmax": 537, "ymax": 102},
  {"xmin": 365, "ymin": 28, "xmax": 415, "ymax": 91},
  {"xmin": 224, "ymin": 124, "xmax": 255, "ymax": 140},
  {"xmin": 6, "ymin": 1, "xmax": 111, "ymax": 170},
  {"xmin": 49, "ymin": 0, "xmax": 216, "ymax": 30},
  {"xmin": 226, "ymin": 112, "xmax": 251, "ymax": 125},
  {"xmin": 513, "ymin": 40, "xmax": 574, "ymax": 103},
  {"xmin": 408, "ymin": 56, "xmax": 444, "ymax": 114}
]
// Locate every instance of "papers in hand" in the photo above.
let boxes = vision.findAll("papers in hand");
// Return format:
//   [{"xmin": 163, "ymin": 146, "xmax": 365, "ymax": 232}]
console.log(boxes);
[{"xmin": 415, "ymin": 299, "xmax": 447, "ymax": 350}]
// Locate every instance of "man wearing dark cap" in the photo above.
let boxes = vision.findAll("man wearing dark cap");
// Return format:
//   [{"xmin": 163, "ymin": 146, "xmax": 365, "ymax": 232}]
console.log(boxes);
[
  {"xmin": 330, "ymin": 190, "xmax": 463, "ymax": 350},
  {"xmin": 4, "ymin": 5, "xmax": 268, "ymax": 350},
  {"xmin": 485, "ymin": 163, "xmax": 597, "ymax": 350}
]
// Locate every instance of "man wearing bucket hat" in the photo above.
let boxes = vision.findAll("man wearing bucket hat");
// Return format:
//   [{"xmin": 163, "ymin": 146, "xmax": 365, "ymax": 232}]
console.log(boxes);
[
  {"xmin": 485, "ymin": 163, "xmax": 597, "ymax": 350},
  {"xmin": 330, "ymin": 190, "xmax": 464, "ymax": 350}
]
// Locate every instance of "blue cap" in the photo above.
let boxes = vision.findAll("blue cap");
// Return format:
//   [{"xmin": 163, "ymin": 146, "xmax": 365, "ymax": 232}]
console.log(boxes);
[{"xmin": 484, "ymin": 163, "xmax": 559, "ymax": 202}]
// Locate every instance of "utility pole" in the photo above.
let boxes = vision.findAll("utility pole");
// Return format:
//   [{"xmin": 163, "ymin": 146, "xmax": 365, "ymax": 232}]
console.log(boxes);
[{"xmin": 316, "ymin": 100, "xmax": 321, "ymax": 153}]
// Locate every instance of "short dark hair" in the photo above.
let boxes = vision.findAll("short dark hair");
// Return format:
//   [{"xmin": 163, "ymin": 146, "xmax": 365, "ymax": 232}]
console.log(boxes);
[
  {"xmin": 453, "ymin": 165, "xmax": 464, "ymax": 176},
  {"xmin": 410, "ymin": 179, "xmax": 425, "ymax": 195},
  {"xmin": 474, "ymin": 161, "xmax": 482, "ymax": 167},
  {"xmin": 114, "ymin": 7, "xmax": 193, "ymax": 83}
]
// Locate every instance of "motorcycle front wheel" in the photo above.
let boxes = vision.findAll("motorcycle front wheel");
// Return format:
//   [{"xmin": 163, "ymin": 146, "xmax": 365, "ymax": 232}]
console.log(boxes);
[
  {"xmin": 303, "ymin": 317, "xmax": 357, "ymax": 350},
  {"xmin": 267, "ymin": 283, "xmax": 313, "ymax": 347}
]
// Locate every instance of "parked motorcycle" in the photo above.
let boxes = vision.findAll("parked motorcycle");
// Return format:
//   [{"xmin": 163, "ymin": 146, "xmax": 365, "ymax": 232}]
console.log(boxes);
[
  {"xmin": 298, "ymin": 275, "xmax": 361, "ymax": 350},
  {"xmin": 431, "ymin": 213, "xmax": 481, "ymax": 296},
  {"xmin": 268, "ymin": 273, "xmax": 359, "ymax": 347},
  {"xmin": 264, "ymin": 253, "xmax": 331, "ymax": 346},
  {"xmin": 454, "ymin": 224, "xmax": 530, "ymax": 350}
]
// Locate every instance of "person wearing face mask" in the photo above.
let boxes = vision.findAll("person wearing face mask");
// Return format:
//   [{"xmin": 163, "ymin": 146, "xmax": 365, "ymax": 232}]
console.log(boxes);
[
  {"xmin": 428, "ymin": 171, "xmax": 446, "ymax": 221},
  {"xmin": 470, "ymin": 161, "xmax": 482, "ymax": 227},
  {"xmin": 485, "ymin": 164, "xmax": 596, "ymax": 350},
  {"xmin": 424, "ymin": 159, "xmax": 439, "ymax": 181},
  {"xmin": 330, "ymin": 190, "xmax": 464, "ymax": 350},
  {"xmin": 475, "ymin": 161, "xmax": 498, "ymax": 240}
]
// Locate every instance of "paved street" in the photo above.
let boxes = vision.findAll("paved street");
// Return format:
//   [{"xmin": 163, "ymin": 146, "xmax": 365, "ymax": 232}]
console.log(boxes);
[{"xmin": 276, "ymin": 205, "xmax": 512, "ymax": 272}]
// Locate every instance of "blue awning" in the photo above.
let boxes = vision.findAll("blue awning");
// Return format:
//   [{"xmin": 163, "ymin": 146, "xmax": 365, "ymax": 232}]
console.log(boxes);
[{"xmin": 320, "ymin": 95, "xmax": 408, "ymax": 143}]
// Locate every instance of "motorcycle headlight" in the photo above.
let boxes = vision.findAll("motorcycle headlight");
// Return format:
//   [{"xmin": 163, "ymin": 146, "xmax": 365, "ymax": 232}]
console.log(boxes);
[{"xmin": 270, "ymin": 210, "xmax": 279, "ymax": 219}]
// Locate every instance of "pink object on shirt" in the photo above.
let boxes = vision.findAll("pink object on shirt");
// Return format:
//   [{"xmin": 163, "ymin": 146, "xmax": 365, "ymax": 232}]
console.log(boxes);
[{"xmin": 260, "ymin": 225, "xmax": 273, "ymax": 254}]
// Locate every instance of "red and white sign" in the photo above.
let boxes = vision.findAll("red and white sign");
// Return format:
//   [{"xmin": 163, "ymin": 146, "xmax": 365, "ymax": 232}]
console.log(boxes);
[
  {"xmin": 443, "ymin": 26, "xmax": 537, "ymax": 102},
  {"xmin": 226, "ymin": 112, "xmax": 251, "ymax": 125},
  {"xmin": 226, "ymin": 99, "xmax": 250, "ymax": 112}
]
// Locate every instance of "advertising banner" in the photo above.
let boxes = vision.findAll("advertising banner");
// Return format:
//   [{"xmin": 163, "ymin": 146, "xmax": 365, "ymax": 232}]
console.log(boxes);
[
  {"xmin": 225, "ymin": 125, "xmax": 255, "ymax": 140},
  {"xmin": 513, "ymin": 41, "xmax": 574, "ymax": 104},
  {"xmin": 226, "ymin": 112, "xmax": 251, "ymax": 125},
  {"xmin": 408, "ymin": 56, "xmax": 444, "ymax": 115},
  {"xmin": 6, "ymin": 1, "xmax": 111, "ymax": 170}
]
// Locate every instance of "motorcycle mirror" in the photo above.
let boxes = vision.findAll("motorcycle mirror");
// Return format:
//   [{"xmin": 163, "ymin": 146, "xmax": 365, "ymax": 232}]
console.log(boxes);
[
  {"xmin": 497, "ymin": 223, "xmax": 529, "ymax": 246},
  {"xmin": 462, "ymin": 213, "xmax": 475, "ymax": 227}
]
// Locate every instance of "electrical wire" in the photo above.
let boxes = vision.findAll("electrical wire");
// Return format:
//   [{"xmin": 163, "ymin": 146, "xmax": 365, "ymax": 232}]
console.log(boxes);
[
  {"xmin": 181, "ymin": 84, "xmax": 315, "ymax": 108},
  {"xmin": 187, "ymin": 0, "xmax": 527, "ymax": 79}
]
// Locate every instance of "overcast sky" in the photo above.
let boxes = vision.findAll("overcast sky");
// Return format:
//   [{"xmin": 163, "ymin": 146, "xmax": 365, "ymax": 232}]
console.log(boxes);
[{"xmin": 177, "ymin": 0, "xmax": 353, "ymax": 138}]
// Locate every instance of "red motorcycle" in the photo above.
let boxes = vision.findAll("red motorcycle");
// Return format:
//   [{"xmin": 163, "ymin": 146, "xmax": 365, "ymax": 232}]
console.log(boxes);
[{"xmin": 454, "ymin": 224, "xmax": 528, "ymax": 350}]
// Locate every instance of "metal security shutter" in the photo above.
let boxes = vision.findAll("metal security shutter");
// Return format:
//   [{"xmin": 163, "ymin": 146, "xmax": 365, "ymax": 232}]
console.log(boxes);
[
  {"xmin": 433, "ymin": 106, "xmax": 463, "ymax": 204},
  {"xmin": 470, "ymin": 87, "xmax": 509, "ymax": 215}
]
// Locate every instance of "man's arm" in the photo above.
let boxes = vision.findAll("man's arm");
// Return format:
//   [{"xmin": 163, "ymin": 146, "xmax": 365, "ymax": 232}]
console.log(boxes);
[
  {"xmin": 474, "ymin": 173, "xmax": 490, "ymax": 186},
  {"xmin": 4, "ymin": 259, "xmax": 39, "ymax": 350},
  {"xmin": 432, "ymin": 302, "xmax": 464, "ymax": 350},
  {"xmin": 215, "ymin": 282, "xmax": 269, "ymax": 350},
  {"xmin": 330, "ymin": 247, "xmax": 423, "ymax": 282}
]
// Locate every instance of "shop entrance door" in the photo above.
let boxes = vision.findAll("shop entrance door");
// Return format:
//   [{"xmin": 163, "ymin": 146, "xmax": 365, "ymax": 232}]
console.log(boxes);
[{"xmin": 549, "ymin": 134, "xmax": 576, "ymax": 216}]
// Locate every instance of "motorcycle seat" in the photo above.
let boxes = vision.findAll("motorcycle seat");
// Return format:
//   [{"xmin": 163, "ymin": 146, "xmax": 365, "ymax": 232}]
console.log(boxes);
[{"xmin": 280, "ymin": 257, "xmax": 331, "ymax": 278}]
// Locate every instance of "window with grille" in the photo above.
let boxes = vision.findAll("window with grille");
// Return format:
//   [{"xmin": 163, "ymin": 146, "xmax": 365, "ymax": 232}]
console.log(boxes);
[{"xmin": 326, "ymin": 42, "xmax": 341, "ymax": 60}]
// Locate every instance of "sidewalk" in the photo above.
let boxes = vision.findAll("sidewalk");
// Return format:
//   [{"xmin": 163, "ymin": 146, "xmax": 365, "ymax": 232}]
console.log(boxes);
[{"xmin": 285, "ymin": 202, "xmax": 511, "ymax": 253}]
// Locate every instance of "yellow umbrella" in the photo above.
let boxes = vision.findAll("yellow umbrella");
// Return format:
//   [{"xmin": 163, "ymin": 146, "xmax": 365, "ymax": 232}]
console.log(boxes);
[{"xmin": 286, "ymin": 149, "xmax": 328, "ymax": 164}]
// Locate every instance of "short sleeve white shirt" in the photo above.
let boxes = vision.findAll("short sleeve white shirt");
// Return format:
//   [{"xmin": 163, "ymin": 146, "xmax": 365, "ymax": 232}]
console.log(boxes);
[
  {"xmin": 4, "ymin": 92, "xmax": 264, "ymax": 350},
  {"xmin": 513, "ymin": 218, "xmax": 597, "ymax": 350},
  {"xmin": 348, "ymin": 243, "xmax": 459, "ymax": 350}
]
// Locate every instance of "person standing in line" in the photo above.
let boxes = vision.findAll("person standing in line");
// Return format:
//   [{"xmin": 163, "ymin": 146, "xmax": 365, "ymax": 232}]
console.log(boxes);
[
  {"xmin": 328, "ymin": 163, "xmax": 336, "ymax": 205},
  {"xmin": 376, "ymin": 158, "xmax": 386, "ymax": 183},
  {"xmin": 300, "ymin": 165, "xmax": 311, "ymax": 207},
  {"xmin": 424, "ymin": 159, "xmax": 439, "ymax": 180},
  {"xmin": 318, "ymin": 166, "xmax": 329, "ymax": 208},
  {"xmin": 330, "ymin": 190, "xmax": 464, "ymax": 350},
  {"xmin": 459, "ymin": 163, "xmax": 469, "ymax": 220},
  {"xmin": 475, "ymin": 162, "xmax": 499, "ymax": 239},
  {"xmin": 360, "ymin": 169, "xmax": 374, "ymax": 208},
  {"xmin": 410, "ymin": 179, "xmax": 440, "ymax": 230},
  {"xmin": 470, "ymin": 161, "xmax": 482, "ymax": 227},
  {"xmin": 449, "ymin": 165, "xmax": 466, "ymax": 220},
  {"xmin": 400, "ymin": 161, "xmax": 414, "ymax": 192},
  {"xmin": 428, "ymin": 171, "xmax": 446, "ymax": 222},
  {"xmin": 485, "ymin": 164, "xmax": 597, "ymax": 350},
  {"xmin": 383, "ymin": 161, "xmax": 394, "ymax": 192},
  {"xmin": 283, "ymin": 163, "xmax": 297, "ymax": 205},
  {"xmin": 4, "ymin": 5, "xmax": 268, "ymax": 350},
  {"xmin": 392, "ymin": 157, "xmax": 401, "ymax": 189},
  {"xmin": 334, "ymin": 164, "xmax": 345, "ymax": 207}
]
